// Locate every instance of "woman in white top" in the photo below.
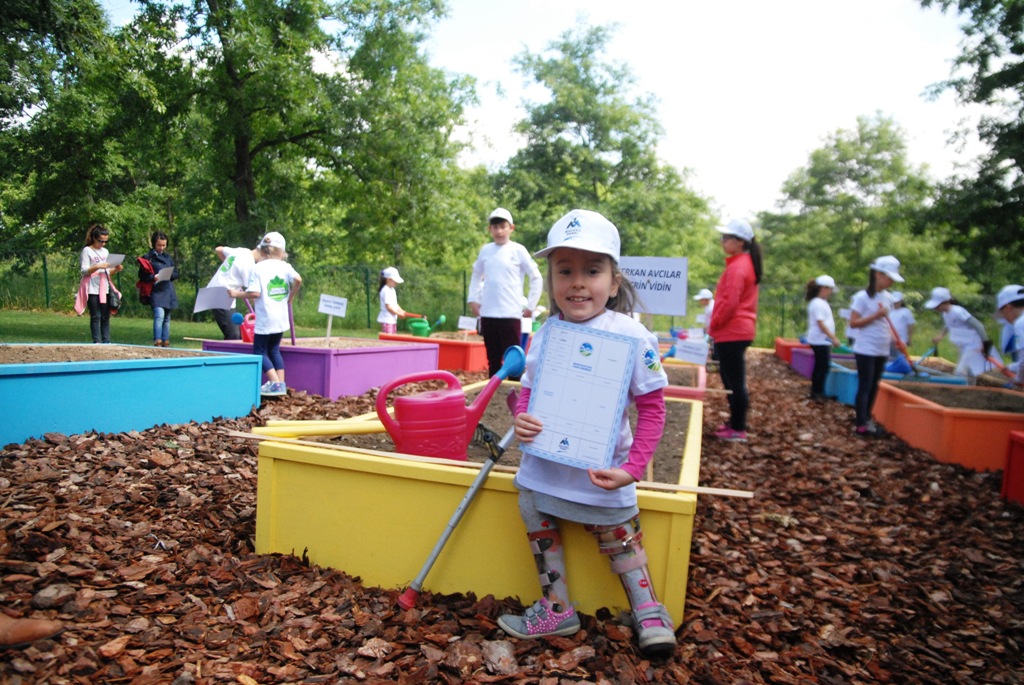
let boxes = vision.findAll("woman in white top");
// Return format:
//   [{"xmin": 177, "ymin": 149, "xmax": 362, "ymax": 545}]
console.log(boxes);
[
  {"xmin": 849, "ymin": 256, "xmax": 903, "ymax": 437},
  {"xmin": 75, "ymin": 223, "xmax": 124, "ymax": 343},
  {"xmin": 805, "ymin": 275, "xmax": 842, "ymax": 401}
]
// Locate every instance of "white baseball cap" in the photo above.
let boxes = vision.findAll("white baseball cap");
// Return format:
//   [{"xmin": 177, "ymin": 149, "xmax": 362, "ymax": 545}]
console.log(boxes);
[
  {"xmin": 381, "ymin": 266, "xmax": 403, "ymax": 283},
  {"xmin": 924, "ymin": 286, "xmax": 952, "ymax": 310},
  {"xmin": 996, "ymin": 284, "xmax": 1024, "ymax": 310},
  {"xmin": 488, "ymin": 207, "xmax": 514, "ymax": 224},
  {"xmin": 534, "ymin": 209, "xmax": 621, "ymax": 263},
  {"xmin": 891, "ymin": 291, "xmax": 904, "ymax": 303},
  {"xmin": 714, "ymin": 218, "xmax": 754, "ymax": 242},
  {"xmin": 814, "ymin": 275, "xmax": 836, "ymax": 288},
  {"xmin": 259, "ymin": 231, "xmax": 286, "ymax": 250},
  {"xmin": 868, "ymin": 255, "xmax": 904, "ymax": 283},
  {"xmin": 693, "ymin": 288, "xmax": 713, "ymax": 301}
]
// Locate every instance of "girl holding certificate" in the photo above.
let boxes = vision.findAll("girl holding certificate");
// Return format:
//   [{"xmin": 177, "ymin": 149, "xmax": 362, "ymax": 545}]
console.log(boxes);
[{"xmin": 498, "ymin": 209, "xmax": 676, "ymax": 657}]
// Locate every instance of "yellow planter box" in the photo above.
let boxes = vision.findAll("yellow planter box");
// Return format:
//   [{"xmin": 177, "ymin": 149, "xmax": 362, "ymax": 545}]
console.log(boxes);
[{"xmin": 255, "ymin": 398, "xmax": 703, "ymax": 626}]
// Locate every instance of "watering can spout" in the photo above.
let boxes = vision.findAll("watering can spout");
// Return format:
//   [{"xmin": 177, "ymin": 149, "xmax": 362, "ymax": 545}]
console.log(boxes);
[{"xmin": 465, "ymin": 345, "xmax": 526, "ymax": 429}]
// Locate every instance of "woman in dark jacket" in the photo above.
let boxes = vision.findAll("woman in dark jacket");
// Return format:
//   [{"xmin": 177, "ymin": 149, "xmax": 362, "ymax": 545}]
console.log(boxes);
[{"xmin": 141, "ymin": 231, "xmax": 180, "ymax": 346}]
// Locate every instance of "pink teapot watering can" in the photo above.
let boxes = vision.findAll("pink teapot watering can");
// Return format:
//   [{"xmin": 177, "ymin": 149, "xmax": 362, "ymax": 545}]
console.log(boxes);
[{"xmin": 375, "ymin": 346, "xmax": 525, "ymax": 460}]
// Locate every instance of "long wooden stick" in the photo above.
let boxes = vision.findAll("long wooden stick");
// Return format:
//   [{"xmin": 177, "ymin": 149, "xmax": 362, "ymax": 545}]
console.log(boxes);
[{"xmin": 226, "ymin": 430, "xmax": 755, "ymax": 498}]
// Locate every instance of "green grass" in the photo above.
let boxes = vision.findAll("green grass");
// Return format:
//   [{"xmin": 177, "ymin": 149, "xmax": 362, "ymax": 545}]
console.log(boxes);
[{"xmin": 0, "ymin": 309, "xmax": 379, "ymax": 348}]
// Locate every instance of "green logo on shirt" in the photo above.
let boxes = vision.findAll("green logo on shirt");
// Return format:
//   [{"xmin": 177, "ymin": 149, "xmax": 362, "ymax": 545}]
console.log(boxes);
[
  {"xmin": 219, "ymin": 255, "xmax": 235, "ymax": 273},
  {"xmin": 268, "ymin": 275, "xmax": 289, "ymax": 301}
]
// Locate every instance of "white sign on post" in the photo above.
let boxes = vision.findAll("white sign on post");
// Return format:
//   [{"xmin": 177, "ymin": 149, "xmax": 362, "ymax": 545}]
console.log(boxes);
[
  {"xmin": 618, "ymin": 257, "xmax": 689, "ymax": 316},
  {"xmin": 457, "ymin": 315, "xmax": 478, "ymax": 331},
  {"xmin": 318, "ymin": 294, "xmax": 348, "ymax": 342},
  {"xmin": 672, "ymin": 338, "xmax": 710, "ymax": 365}
]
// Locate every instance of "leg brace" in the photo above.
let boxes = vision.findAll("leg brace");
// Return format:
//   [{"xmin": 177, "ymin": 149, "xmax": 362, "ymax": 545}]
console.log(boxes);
[
  {"xmin": 519, "ymin": 492, "xmax": 570, "ymax": 611},
  {"xmin": 585, "ymin": 516, "xmax": 660, "ymax": 610}
]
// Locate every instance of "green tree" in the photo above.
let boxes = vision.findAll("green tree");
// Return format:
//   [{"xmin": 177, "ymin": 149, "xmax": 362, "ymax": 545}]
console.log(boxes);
[
  {"xmin": 760, "ymin": 114, "xmax": 967, "ymax": 291},
  {"xmin": 493, "ymin": 23, "xmax": 712, "ymax": 262},
  {"xmin": 919, "ymin": 0, "xmax": 1024, "ymax": 288}
]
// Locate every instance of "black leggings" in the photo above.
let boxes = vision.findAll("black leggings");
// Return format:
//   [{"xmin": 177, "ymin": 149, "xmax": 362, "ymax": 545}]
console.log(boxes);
[
  {"xmin": 854, "ymin": 354, "xmax": 887, "ymax": 428},
  {"xmin": 715, "ymin": 340, "xmax": 751, "ymax": 430},
  {"xmin": 810, "ymin": 344, "xmax": 832, "ymax": 396},
  {"xmin": 480, "ymin": 317, "xmax": 523, "ymax": 380}
]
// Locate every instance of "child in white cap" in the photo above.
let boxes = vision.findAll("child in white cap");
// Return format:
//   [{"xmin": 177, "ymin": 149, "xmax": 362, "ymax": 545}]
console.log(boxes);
[
  {"xmin": 888, "ymin": 292, "xmax": 915, "ymax": 359},
  {"xmin": 228, "ymin": 231, "xmax": 302, "ymax": 397},
  {"xmin": 996, "ymin": 285, "xmax": 1024, "ymax": 386},
  {"xmin": 925, "ymin": 287, "xmax": 993, "ymax": 379},
  {"xmin": 468, "ymin": 207, "xmax": 543, "ymax": 381},
  {"xmin": 708, "ymin": 218, "xmax": 763, "ymax": 442},
  {"xmin": 497, "ymin": 209, "xmax": 676, "ymax": 657},
  {"xmin": 692, "ymin": 287, "xmax": 714, "ymax": 336},
  {"xmin": 376, "ymin": 267, "xmax": 406, "ymax": 333},
  {"xmin": 805, "ymin": 275, "xmax": 842, "ymax": 401},
  {"xmin": 849, "ymin": 256, "xmax": 903, "ymax": 436}
]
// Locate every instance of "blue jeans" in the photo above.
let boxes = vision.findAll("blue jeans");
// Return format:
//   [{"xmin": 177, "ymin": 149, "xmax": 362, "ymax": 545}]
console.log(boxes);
[{"xmin": 153, "ymin": 306, "xmax": 170, "ymax": 342}]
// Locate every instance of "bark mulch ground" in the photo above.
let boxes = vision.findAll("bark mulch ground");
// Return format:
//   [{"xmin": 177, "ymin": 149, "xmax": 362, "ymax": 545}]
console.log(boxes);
[{"xmin": 0, "ymin": 349, "xmax": 1021, "ymax": 683}]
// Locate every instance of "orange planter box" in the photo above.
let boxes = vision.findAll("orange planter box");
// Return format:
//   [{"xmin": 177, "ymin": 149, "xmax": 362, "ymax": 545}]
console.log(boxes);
[
  {"xmin": 379, "ymin": 333, "xmax": 488, "ymax": 372},
  {"xmin": 774, "ymin": 337, "xmax": 808, "ymax": 364},
  {"xmin": 873, "ymin": 382, "xmax": 1024, "ymax": 472},
  {"xmin": 1002, "ymin": 431, "xmax": 1024, "ymax": 505}
]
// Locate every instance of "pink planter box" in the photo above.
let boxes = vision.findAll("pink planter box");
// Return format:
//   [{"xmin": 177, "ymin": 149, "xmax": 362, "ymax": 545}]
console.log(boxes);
[
  {"xmin": 201, "ymin": 338, "xmax": 438, "ymax": 400},
  {"xmin": 663, "ymin": 363, "xmax": 708, "ymax": 400}
]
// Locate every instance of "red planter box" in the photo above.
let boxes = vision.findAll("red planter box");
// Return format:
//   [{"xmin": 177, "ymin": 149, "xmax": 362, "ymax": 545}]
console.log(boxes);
[
  {"xmin": 379, "ymin": 333, "xmax": 488, "ymax": 372},
  {"xmin": 1003, "ymin": 431, "xmax": 1024, "ymax": 505},
  {"xmin": 774, "ymin": 337, "xmax": 808, "ymax": 364}
]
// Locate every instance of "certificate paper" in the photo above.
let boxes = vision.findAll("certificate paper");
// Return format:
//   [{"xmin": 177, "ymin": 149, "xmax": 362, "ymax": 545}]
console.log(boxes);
[{"xmin": 522, "ymin": 319, "xmax": 638, "ymax": 470}]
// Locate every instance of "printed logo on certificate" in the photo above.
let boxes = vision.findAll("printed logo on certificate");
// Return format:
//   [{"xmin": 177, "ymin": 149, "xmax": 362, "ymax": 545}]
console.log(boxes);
[{"xmin": 522, "ymin": 319, "xmax": 638, "ymax": 470}]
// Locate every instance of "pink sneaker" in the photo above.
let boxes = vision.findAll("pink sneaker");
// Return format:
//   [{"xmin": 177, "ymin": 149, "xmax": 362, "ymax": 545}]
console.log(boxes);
[{"xmin": 713, "ymin": 426, "xmax": 747, "ymax": 442}]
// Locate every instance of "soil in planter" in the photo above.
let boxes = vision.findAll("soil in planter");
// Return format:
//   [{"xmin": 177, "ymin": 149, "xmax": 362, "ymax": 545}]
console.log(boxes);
[
  {"xmin": 326, "ymin": 390, "xmax": 691, "ymax": 485},
  {"xmin": 898, "ymin": 383, "xmax": 1024, "ymax": 413},
  {"xmin": 0, "ymin": 343, "xmax": 212, "ymax": 364},
  {"xmin": 665, "ymin": 364, "xmax": 700, "ymax": 388}
]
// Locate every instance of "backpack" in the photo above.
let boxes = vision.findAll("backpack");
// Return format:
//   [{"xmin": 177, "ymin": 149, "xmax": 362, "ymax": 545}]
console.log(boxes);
[{"xmin": 136, "ymin": 256, "xmax": 154, "ymax": 305}]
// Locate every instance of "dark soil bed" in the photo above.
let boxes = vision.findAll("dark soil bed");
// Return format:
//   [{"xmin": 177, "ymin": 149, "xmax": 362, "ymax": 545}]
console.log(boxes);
[
  {"xmin": 0, "ymin": 344, "xmax": 212, "ymax": 364},
  {"xmin": 897, "ymin": 382, "xmax": 1024, "ymax": 413},
  {"xmin": 1, "ymin": 349, "xmax": 1021, "ymax": 683}
]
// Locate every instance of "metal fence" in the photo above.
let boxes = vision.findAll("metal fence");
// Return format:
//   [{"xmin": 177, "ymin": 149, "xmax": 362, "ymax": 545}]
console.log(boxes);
[{"xmin": 0, "ymin": 251, "xmax": 1003, "ymax": 350}]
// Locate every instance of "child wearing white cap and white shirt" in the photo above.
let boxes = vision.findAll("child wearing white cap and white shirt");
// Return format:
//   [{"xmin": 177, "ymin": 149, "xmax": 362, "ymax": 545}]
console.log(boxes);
[
  {"xmin": 497, "ymin": 209, "xmax": 676, "ymax": 657},
  {"xmin": 468, "ymin": 207, "xmax": 543, "ymax": 381},
  {"xmin": 805, "ymin": 275, "xmax": 842, "ymax": 401},
  {"xmin": 996, "ymin": 285, "xmax": 1024, "ymax": 386},
  {"xmin": 888, "ymin": 292, "xmax": 915, "ymax": 359},
  {"xmin": 229, "ymin": 231, "xmax": 302, "ymax": 397},
  {"xmin": 924, "ymin": 286, "xmax": 993, "ymax": 379},
  {"xmin": 692, "ymin": 288, "xmax": 714, "ymax": 334},
  {"xmin": 849, "ymin": 255, "xmax": 903, "ymax": 436},
  {"xmin": 377, "ymin": 267, "xmax": 406, "ymax": 333}
]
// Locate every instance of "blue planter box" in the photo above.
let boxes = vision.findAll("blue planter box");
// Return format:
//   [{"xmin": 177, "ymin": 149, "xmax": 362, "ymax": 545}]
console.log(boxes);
[
  {"xmin": 0, "ymin": 344, "xmax": 262, "ymax": 445},
  {"xmin": 825, "ymin": 360, "xmax": 967, "ymax": 406}
]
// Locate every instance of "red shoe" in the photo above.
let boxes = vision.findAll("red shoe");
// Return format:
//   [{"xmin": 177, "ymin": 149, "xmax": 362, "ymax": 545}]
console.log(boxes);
[{"xmin": 713, "ymin": 426, "xmax": 747, "ymax": 442}]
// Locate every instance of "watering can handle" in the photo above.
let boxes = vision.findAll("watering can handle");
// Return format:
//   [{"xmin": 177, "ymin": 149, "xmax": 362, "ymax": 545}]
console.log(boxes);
[{"xmin": 375, "ymin": 370, "xmax": 462, "ymax": 434}]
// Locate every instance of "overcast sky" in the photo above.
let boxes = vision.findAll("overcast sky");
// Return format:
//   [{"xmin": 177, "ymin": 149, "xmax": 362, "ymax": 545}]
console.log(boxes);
[{"xmin": 102, "ymin": 0, "xmax": 984, "ymax": 220}]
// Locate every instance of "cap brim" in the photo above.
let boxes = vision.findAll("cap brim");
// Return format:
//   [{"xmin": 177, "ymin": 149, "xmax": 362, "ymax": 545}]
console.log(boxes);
[
  {"xmin": 534, "ymin": 241, "xmax": 618, "ymax": 261},
  {"xmin": 883, "ymin": 271, "xmax": 904, "ymax": 283}
]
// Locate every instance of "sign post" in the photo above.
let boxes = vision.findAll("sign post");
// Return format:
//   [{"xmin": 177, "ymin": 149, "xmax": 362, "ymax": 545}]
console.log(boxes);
[{"xmin": 318, "ymin": 294, "xmax": 348, "ymax": 344}]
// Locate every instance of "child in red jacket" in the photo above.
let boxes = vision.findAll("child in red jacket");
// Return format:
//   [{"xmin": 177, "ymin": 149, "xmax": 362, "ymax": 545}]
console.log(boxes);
[{"xmin": 708, "ymin": 218, "xmax": 763, "ymax": 442}]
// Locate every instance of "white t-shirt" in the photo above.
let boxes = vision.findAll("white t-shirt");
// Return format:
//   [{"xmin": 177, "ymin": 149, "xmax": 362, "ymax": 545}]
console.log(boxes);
[
  {"xmin": 207, "ymin": 247, "xmax": 256, "ymax": 309},
  {"xmin": 1012, "ymin": 316, "xmax": 1024, "ymax": 382},
  {"xmin": 515, "ymin": 310, "xmax": 668, "ymax": 509},
  {"xmin": 245, "ymin": 259, "xmax": 301, "ymax": 335},
  {"xmin": 806, "ymin": 297, "xmax": 836, "ymax": 346},
  {"xmin": 377, "ymin": 285, "xmax": 399, "ymax": 324},
  {"xmin": 889, "ymin": 306, "xmax": 916, "ymax": 346},
  {"xmin": 80, "ymin": 246, "xmax": 109, "ymax": 295},
  {"xmin": 467, "ymin": 241, "xmax": 543, "ymax": 319},
  {"xmin": 850, "ymin": 290, "xmax": 893, "ymax": 357}
]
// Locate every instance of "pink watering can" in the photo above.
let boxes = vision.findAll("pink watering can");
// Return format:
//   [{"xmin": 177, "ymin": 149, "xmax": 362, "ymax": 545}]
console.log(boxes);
[{"xmin": 376, "ymin": 346, "xmax": 525, "ymax": 460}]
